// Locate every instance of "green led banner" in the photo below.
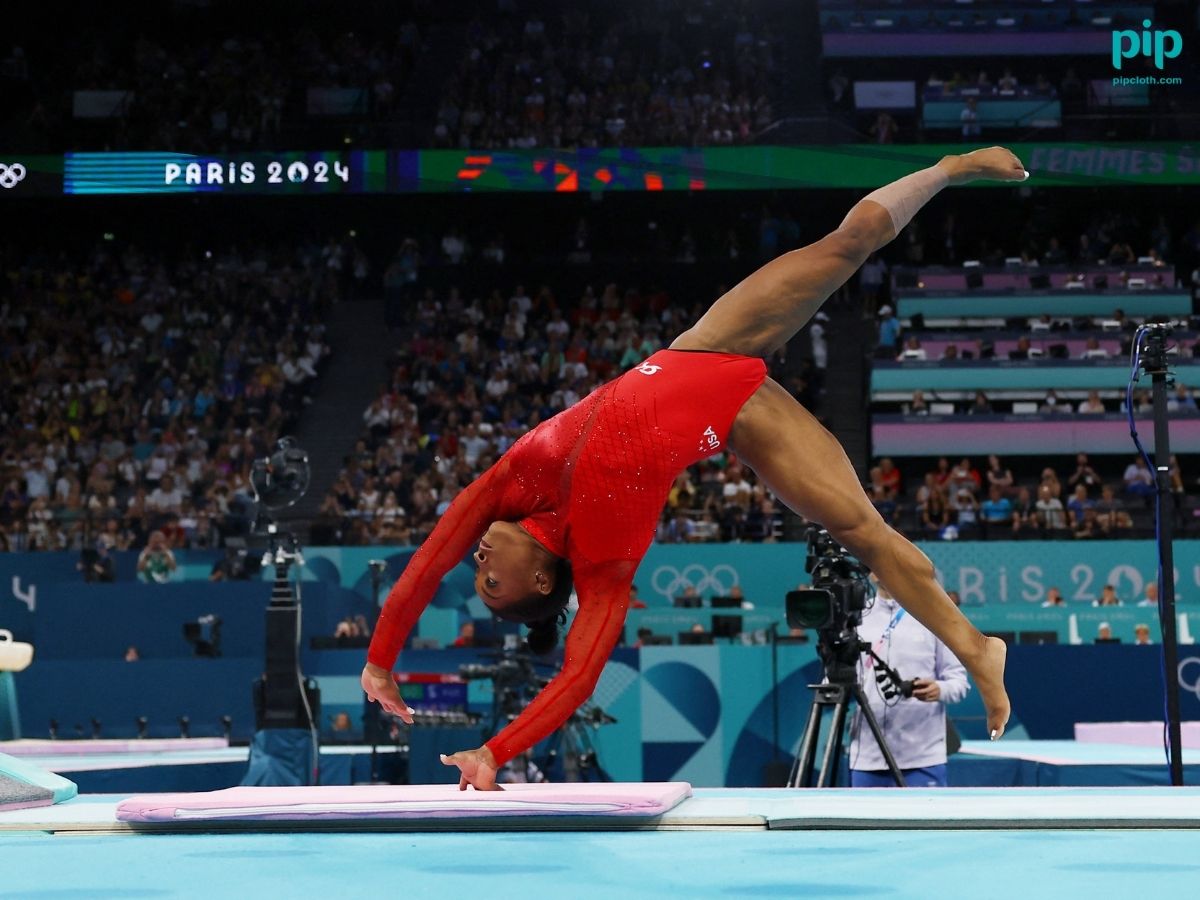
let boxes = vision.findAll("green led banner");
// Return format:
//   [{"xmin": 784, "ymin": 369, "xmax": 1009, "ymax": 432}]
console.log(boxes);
[{"xmin": 1, "ymin": 143, "xmax": 1198, "ymax": 197}]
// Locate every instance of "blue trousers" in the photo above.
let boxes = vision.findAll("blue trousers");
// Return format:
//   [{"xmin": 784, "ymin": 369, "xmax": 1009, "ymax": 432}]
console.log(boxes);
[{"xmin": 850, "ymin": 764, "xmax": 947, "ymax": 788}]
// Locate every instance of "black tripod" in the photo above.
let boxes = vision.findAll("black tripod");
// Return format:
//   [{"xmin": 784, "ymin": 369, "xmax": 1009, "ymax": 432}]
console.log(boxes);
[
  {"xmin": 788, "ymin": 633, "xmax": 906, "ymax": 788},
  {"xmin": 539, "ymin": 700, "xmax": 616, "ymax": 782}
]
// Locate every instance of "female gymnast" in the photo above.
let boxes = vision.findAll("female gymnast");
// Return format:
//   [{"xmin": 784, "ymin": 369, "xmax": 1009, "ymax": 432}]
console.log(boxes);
[{"xmin": 364, "ymin": 146, "xmax": 1027, "ymax": 790}]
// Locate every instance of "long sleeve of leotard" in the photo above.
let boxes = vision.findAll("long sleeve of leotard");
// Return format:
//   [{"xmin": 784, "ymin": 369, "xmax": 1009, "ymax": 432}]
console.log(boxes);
[
  {"xmin": 485, "ymin": 559, "xmax": 633, "ymax": 767},
  {"xmin": 367, "ymin": 458, "xmax": 521, "ymax": 671}
]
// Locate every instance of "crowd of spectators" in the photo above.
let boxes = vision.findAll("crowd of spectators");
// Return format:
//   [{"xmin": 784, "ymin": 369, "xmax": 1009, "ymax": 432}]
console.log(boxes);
[
  {"xmin": 863, "ymin": 197, "xmax": 1198, "ymax": 541},
  {"xmin": 830, "ymin": 43, "xmax": 1187, "ymax": 145},
  {"xmin": 870, "ymin": 204, "xmax": 1180, "ymax": 275},
  {"xmin": 311, "ymin": 274, "xmax": 816, "ymax": 548},
  {"xmin": 867, "ymin": 452, "xmax": 1183, "ymax": 542},
  {"xmin": 835, "ymin": 64, "xmax": 1068, "ymax": 145},
  {"xmin": 921, "ymin": 67, "xmax": 1059, "ymax": 100},
  {"xmin": 893, "ymin": 383, "xmax": 1200, "ymax": 419},
  {"xmin": 432, "ymin": 1, "xmax": 778, "ymax": 149},
  {"xmin": 7, "ymin": 0, "xmax": 780, "ymax": 153},
  {"xmin": 861, "ymin": 191, "xmax": 1198, "ymax": 429},
  {"xmin": 5, "ymin": 8, "xmax": 425, "ymax": 153},
  {"xmin": 0, "ymin": 239, "xmax": 336, "ymax": 557},
  {"xmin": 820, "ymin": 4, "xmax": 1144, "ymax": 33}
]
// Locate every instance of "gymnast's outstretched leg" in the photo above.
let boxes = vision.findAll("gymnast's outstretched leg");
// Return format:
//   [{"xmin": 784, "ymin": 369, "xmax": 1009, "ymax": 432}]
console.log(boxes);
[
  {"xmin": 674, "ymin": 147, "xmax": 1028, "ymax": 738},
  {"xmin": 670, "ymin": 147, "xmax": 1027, "ymax": 359},
  {"xmin": 729, "ymin": 379, "xmax": 1010, "ymax": 738}
]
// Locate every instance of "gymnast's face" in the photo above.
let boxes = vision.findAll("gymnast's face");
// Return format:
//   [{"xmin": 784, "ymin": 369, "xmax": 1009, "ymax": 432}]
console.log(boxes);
[{"xmin": 474, "ymin": 521, "xmax": 553, "ymax": 621}]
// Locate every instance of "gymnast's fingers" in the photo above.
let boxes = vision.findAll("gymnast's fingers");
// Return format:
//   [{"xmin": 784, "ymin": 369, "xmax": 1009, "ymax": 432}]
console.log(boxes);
[
  {"xmin": 378, "ymin": 687, "xmax": 415, "ymax": 723},
  {"xmin": 441, "ymin": 751, "xmax": 466, "ymax": 778},
  {"xmin": 392, "ymin": 700, "xmax": 416, "ymax": 724}
]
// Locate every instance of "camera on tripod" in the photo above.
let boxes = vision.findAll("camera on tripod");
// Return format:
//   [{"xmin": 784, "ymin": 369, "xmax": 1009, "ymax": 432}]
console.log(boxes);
[
  {"xmin": 459, "ymin": 657, "xmax": 545, "ymax": 688},
  {"xmin": 458, "ymin": 649, "xmax": 550, "ymax": 725},
  {"xmin": 782, "ymin": 527, "xmax": 914, "ymax": 787},
  {"xmin": 459, "ymin": 646, "xmax": 615, "ymax": 782},
  {"xmin": 785, "ymin": 527, "xmax": 871, "ymax": 633},
  {"xmin": 246, "ymin": 437, "xmax": 319, "ymax": 736}
]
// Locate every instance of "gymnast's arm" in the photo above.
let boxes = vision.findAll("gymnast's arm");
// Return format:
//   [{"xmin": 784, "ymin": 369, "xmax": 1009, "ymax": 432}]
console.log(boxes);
[
  {"xmin": 442, "ymin": 561, "xmax": 632, "ymax": 788},
  {"xmin": 362, "ymin": 458, "xmax": 519, "ymax": 717}
]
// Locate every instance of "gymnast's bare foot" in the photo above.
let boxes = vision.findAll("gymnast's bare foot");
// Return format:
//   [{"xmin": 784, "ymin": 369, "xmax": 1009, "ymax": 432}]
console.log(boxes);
[
  {"xmin": 938, "ymin": 146, "xmax": 1028, "ymax": 185},
  {"xmin": 974, "ymin": 636, "xmax": 1010, "ymax": 740}
]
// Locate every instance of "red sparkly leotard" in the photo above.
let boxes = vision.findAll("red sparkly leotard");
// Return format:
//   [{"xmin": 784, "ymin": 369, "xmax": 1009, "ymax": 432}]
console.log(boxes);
[{"xmin": 367, "ymin": 349, "xmax": 767, "ymax": 765}]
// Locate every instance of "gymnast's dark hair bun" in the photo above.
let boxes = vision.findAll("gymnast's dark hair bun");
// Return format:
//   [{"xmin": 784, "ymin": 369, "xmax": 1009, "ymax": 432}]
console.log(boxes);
[
  {"xmin": 522, "ymin": 558, "xmax": 572, "ymax": 655},
  {"xmin": 526, "ymin": 614, "xmax": 560, "ymax": 655}
]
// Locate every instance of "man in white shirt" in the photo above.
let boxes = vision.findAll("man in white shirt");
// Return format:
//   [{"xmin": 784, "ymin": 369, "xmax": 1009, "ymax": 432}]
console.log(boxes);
[
  {"xmin": 509, "ymin": 284, "xmax": 533, "ymax": 316},
  {"xmin": 440, "ymin": 230, "xmax": 467, "ymax": 264},
  {"xmin": 810, "ymin": 312, "xmax": 829, "ymax": 371},
  {"xmin": 850, "ymin": 578, "xmax": 969, "ymax": 787},
  {"xmin": 1137, "ymin": 582, "xmax": 1159, "ymax": 607},
  {"xmin": 1076, "ymin": 390, "xmax": 1106, "ymax": 414},
  {"xmin": 484, "ymin": 373, "xmax": 510, "ymax": 400},
  {"xmin": 722, "ymin": 467, "xmax": 754, "ymax": 509},
  {"xmin": 1041, "ymin": 586, "xmax": 1066, "ymax": 608},
  {"xmin": 139, "ymin": 309, "xmax": 164, "ymax": 334},
  {"xmin": 459, "ymin": 424, "xmax": 491, "ymax": 469},
  {"xmin": 147, "ymin": 474, "xmax": 185, "ymax": 515},
  {"xmin": 960, "ymin": 97, "xmax": 981, "ymax": 139},
  {"xmin": 545, "ymin": 310, "xmax": 570, "ymax": 343},
  {"xmin": 22, "ymin": 460, "xmax": 50, "ymax": 500}
]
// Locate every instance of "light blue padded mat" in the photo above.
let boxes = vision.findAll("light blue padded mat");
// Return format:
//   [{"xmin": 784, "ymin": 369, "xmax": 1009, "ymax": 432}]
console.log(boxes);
[
  {"xmin": 5, "ymin": 787, "xmax": 1200, "ymax": 833},
  {"xmin": 0, "ymin": 751, "xmax": 77, "ymax": 804},
  {"xmin": 2, "ymin": 828, "xmax": 1198, "ymax": 900}
]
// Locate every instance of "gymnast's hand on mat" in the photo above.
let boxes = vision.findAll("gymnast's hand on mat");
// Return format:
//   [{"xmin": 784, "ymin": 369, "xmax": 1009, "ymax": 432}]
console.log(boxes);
[
  {"xmin": 938, "ymin": 146, "xmax": 1028, "ymax": 185},
  {"xmin": 441, "ymin": 746, "xmax": 503, "ymax": 791},
  {"xmin": 361, "ymin": 663, "xmax": 415, "ymax": 724},
  {"xmin": 910, "ymin": 678, "xmax": 941, "ymax": 702}
]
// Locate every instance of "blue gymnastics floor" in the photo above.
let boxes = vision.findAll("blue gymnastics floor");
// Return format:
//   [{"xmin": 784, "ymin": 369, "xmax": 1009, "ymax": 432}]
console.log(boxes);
[{"xmin": 3, "ymin": 827, "xmax": 1198, "ymax": 900}]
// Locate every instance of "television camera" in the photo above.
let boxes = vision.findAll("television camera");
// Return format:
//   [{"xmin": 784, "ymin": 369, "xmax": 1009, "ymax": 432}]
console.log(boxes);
[
  {"xmin": 782, "ymin": 527, "xmax": 911, "ymax": 787},
  {"xmin": 460, "ymin": 645, "xmax": 615, "ymax": 781}
]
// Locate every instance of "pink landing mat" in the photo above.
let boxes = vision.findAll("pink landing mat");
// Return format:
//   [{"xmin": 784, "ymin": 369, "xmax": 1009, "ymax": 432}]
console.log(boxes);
[
  {"xmin": 116, "ymin": 782, "xmax": 693, "ymax": 823},
  {"xmin": 1, "ymin": 738, "xmax": 228, "ymax": 757}
]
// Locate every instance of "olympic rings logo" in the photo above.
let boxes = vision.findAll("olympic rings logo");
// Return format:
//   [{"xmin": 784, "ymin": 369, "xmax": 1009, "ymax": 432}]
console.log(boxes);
[
  {"xmin": 0, "ymin": 163, "xmax": 27, "ymax": 189},
  {"xmin": 1178, "ymin": 658, "xmax": 1200, "ymax": 700},
  {"xmin": 651, "ymin": 563, "xmax": 739, "ymax": 600}
]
